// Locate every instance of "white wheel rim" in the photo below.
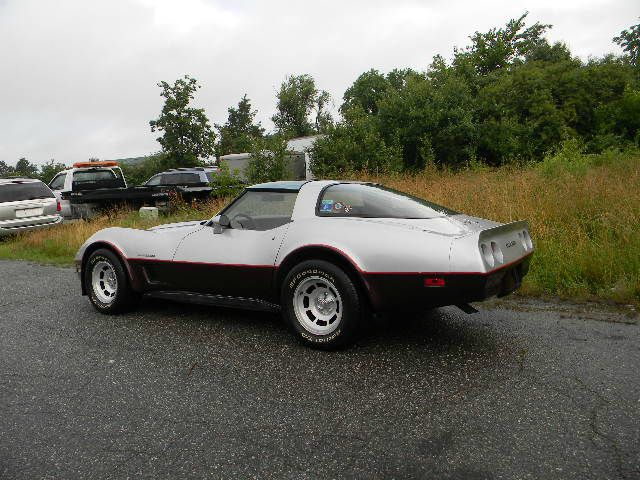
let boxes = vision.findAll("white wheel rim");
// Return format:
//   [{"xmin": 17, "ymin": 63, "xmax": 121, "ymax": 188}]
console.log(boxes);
[
  {"xmin": 293, "ymin": 275, "xmax": 343, "ymax": 336},
  {"xmin": 91, "ymin": 260, "xmax": 118, "ymax": 304}
]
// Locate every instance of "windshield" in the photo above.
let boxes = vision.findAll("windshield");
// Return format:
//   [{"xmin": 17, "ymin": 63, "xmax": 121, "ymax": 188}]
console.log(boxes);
[
  {"xmin": 0, "ymin": 181, "xmax": 54, "ymax": 202},
  {"xmin": 318, "ymin": 183, "xmax": 457, "ymax": 219},
  {"xmin": 222, "ymin": 190, "xmax": 298, "ymax": 231}
]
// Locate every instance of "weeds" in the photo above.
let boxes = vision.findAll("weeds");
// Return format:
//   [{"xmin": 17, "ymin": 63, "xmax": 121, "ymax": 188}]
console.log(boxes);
[
  {"xmin": 354, "ymin": 151, "xmax": 640, "ymax": 304},
  {"xmin": 1, "ymin": 152, "xmax": 638, "ymax": 304}
]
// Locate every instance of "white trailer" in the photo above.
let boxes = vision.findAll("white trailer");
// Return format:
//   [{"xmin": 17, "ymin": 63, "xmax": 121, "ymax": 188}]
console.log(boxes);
[{"xmin": 219, "ymin": 135, "xmax": 323, "ymax": 182}]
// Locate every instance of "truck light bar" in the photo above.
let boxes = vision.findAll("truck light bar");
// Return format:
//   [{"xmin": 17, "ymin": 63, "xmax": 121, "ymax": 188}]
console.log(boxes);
[{"xmin": 72, "ymin": 161, "xmax": 119, "ymax": 168}]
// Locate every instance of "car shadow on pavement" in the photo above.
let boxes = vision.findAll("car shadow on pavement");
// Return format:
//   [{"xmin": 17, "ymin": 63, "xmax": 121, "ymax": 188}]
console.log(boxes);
[
  {"xmin": 134, "ymin": 297, "xmax": 506, "ymax": 360},
  {"xmin": 359, "ymin": 308, "xmax": 505, "ymax": 354}
]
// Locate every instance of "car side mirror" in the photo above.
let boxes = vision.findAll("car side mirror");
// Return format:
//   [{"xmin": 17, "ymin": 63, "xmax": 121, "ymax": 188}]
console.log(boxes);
[{"xmin": 213, "ymin": 214, "xmax": 230, "ymax": 234}]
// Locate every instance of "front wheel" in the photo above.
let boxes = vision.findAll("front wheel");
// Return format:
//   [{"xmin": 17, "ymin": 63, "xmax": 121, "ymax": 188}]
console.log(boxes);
[
  {"xmin": 281, "ymin": 260, "xmax": 364, "ymax": 349},
  {"xmin": 84, "ymin": 248, "xmax": 139, "ymax": 314}
]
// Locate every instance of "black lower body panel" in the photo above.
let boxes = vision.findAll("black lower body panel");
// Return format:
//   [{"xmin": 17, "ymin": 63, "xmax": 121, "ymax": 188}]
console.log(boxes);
[{"xmin": 363, "ymin": 255, "xmax": 532, "ymax": 312}]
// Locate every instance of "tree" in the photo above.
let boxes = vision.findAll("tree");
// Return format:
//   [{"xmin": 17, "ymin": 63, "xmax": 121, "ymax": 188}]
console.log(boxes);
[
  {"xmin": 453, "ymin": 12, "xmax": 551, "ymax": 76},
  {"xmin": 215, "ymin": 94, "xmax": 264, "ymax": 156},
  {"xmin": 310, "ymin": 106, "xmax": 402, "ymax": 177},
  {"xmin": 272, "ymin": 74, "xmax": 332, "ymax": 137},
  {"xmin": 39, "ymin": 159, "xmax": 67, "ymax": 183},
  {"xmin": 0, "ymin": 161, "xmax": 14, "ymax": 177},
  {"xmin": 315, "ymin": 90, "xmax": 333, "ymax": 133},
  {"xmin": 341, "ymin": 69, "xmax": 390, "ymax": 115},
  {"xmin": 149, "ymin": 75, "xmax": 216, "ymax": 168},
  {"xmin": 614, "ymin": 19, "xmax": 640, "ymax": 67},
  {"xmin": 246, "ymin": 135, "xmax": 290, "ymax": 183},
  {"xmin": 14, "ymin": 157, "xmax": 39, "ymax": 178}
]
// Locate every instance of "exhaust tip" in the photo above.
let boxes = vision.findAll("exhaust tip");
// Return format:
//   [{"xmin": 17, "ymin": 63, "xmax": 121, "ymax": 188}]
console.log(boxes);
[{"xmin": 456, "ymin": 303, "xmax": 479, "ymax": 314}]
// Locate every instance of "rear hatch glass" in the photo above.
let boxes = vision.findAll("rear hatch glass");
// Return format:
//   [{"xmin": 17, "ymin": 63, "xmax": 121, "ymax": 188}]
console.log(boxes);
[
  {"xmin": 0, "ymin": 182, "xmax": 54, "ymax": 203},
  {"xmin": 72, "ymin": 168, "xmax": 125, "ymax": 190}
]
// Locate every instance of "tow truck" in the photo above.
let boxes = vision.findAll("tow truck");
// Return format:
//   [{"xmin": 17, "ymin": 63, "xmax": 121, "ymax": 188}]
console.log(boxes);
[{"xmin": 48, "ymin": 161, "xmax": 169, "ymax": 219}]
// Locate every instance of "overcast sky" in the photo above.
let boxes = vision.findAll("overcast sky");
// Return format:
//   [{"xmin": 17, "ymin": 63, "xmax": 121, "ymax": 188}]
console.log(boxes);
[{"xmin": 0, "ymin": 0, "xmax": 636, "ymax": 165}]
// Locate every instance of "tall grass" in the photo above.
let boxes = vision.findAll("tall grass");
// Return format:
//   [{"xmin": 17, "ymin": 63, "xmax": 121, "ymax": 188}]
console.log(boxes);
[
  {"xmin": 357, "ymin": 149, "xmax": 640, "ymax": 303},
  {"xmin": 0, "ymin": 197, "xmax": 227, "ymax": 265},
  {"xmin": 1, "ymin": 151, "xmax": 638, "ymax": 303}
]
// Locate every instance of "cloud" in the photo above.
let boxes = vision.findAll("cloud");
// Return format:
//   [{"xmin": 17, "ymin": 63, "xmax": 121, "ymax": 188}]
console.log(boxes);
[{"xmin": 0, "ymin": 0, "xmax": 636, "ymax": 165}]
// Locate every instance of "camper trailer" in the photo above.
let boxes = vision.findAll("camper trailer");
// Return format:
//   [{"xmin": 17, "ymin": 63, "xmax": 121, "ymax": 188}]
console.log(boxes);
[{"xmin": 219, "ymin": 135, "xmax": 322, "ymax": 181}]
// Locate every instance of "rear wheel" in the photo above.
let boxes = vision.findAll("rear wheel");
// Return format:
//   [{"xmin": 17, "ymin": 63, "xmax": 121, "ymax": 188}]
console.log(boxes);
[
  {"xmin": 282, "ymin": 260, "xmax": 364, "ymax": 349},
  {"xmin": 84, "ymin": 248, "xmax": 139, "ymax": 314}
]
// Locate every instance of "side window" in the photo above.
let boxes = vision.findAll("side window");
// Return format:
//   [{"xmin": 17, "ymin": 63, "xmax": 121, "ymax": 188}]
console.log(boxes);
[
  {"xmin": 49, "ymin": 173, "xmax": 66, "ymax": 191},
  {"xmin": 317, "ymin": 183, "xmax": 457, "ymax": 218},
  {"xmin": 182, "ymin": 173, "xmax": 202, "ymax": 184},
  {"xmin": 168, "ymin": 173, "xmax": 201, "ymax": 185},
  {"xmin": 145, "ymin": 174, "xmax": 162, "ymax": 186},
  {"xmin": 162, "ymin": 174, "xmax": 180, "ymax": 185},
  {"xmin": 222, "ymin": 191, "xmax": 298, "ymax": 231}
]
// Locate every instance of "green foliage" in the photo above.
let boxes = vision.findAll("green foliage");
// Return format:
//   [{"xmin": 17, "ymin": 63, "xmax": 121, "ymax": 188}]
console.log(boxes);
[
  {"xmin": 14, "ymin": 157, "xmax": 39, "ymax": 178},
  {"xmin": 309, "ymin": 107, "xmax": 402, "ymax": 177},
  {"xmin": 0, "ymin": 158, "xmax": 66, "ymax": 182},
  {"xmin": 342, "ymin": 69, "xmax": 390, "ymax": 115},
  {"xmin": 38, "ymin": 160, "xmax": 67, "ymax": 183},
  {"xmin": 614, "ymin": 19, "xmax": 640, "ymax": 67},
  {"xmin": 537, "ymin": 138, "xmax": 587, "ymax": 176},
  {"xmin": 319, "ymin": 13, "xmax": 640, "ymax": 173},
  {"xmin": 149, "ymin": 75, "xmax": 216, "ymax": 167},
  {"xmin": 210, "ymin": 162, "xmax": 244, "ymax": 198},
  {"xmin": 0, "ymin": 161, "xmax": 13, "ymax": 177},
  {"xmin": 246, "ymin": 135, "xmax": 290, "ymax": 183},
  {"xmin": 538, "ymin": 140, "xmax": 639, "ymax": 177},
  {"xmin": 215, "ymin": 94, "xmax": 264, "ymax": 156},
  {"xmin": 453, "ymin": 12, "xmax": 551, "ymax": 75},
  {"xmin": 272, "ymin": 74, "xmax": 332, "ymax": 138},
  {"xmin": 118, "ymin": 154, "xmax": 165, "ymax": 186}
]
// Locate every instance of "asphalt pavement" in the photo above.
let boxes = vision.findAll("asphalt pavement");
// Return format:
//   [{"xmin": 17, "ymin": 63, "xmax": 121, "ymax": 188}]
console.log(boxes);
[{"xmin": 1, "ymin": 260, "xmax": 639, "ymax": 479}]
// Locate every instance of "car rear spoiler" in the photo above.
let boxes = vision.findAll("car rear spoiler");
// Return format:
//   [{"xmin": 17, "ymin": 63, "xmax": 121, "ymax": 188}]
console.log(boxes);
[{"xmin": 478, "ymin": 220, "xmax": 530, "ymax": 242}]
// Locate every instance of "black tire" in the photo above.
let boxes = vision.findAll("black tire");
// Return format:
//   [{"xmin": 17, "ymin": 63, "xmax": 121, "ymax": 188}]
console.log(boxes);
[
  {"xmin": 281, "ymin": 260, "xmax": 364, "ymax": 350},
  {"xmin": 84, "ymin": 248, "xmax": 139, "ymax": 314}
]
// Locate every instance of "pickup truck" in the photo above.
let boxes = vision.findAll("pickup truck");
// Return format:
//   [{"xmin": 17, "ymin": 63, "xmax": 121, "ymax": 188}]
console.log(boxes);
[{"xmin": 48, "ymin": 162, "xmax": 169, "ymax": 219}]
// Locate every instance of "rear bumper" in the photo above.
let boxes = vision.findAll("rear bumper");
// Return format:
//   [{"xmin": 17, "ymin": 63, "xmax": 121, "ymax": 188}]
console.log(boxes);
[
  {"xmin": 363, "ymin": 253, "xmax": 533, "ymax": 311},
  {"xmin": 0, "ymin": 214, "xmax": 63, "ymax": 237}
]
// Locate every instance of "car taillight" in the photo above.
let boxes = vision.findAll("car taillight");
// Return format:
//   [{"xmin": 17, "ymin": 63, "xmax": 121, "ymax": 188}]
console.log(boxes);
[
  {"xmin": 480, "ymin": 243, "xmax": 494, "ymax": 267},
  {"xmin": 56, "ymin": 201, "xmax": 61, "ymax": 212},
  {"xmin": 424, "ymin": 278, "xmax": 445, "ymax": 287}
]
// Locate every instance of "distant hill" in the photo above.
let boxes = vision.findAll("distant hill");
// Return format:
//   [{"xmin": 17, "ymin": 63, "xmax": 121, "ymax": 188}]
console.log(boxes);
[{"xmin": 104, "ymin": 155, "xmax": 153, "ymax": 166}]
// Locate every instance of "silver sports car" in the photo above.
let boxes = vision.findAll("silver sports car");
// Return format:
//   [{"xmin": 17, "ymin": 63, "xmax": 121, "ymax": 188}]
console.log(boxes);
[{"xmin": 76, "ymin": 180, "xmax": 534, "ymax": 349}]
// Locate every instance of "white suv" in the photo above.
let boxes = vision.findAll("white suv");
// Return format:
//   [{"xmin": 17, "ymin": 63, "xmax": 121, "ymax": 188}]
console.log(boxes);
[{"xmin": 0, "ymin": 178, "xmax": 63, "ymax": 237}]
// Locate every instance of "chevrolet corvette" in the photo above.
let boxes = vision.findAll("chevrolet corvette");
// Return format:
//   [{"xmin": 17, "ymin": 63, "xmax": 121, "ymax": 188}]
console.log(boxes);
[{"xmin": 76, "ymin": 180, "xmax": 534, "ymax": 349}]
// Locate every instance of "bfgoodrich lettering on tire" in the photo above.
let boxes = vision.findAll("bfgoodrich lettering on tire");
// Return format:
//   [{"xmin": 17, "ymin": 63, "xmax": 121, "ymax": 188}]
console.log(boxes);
[
  {"xmin": 282, "ymin": 260, "xmax": 363, "ymax": 349},
  {"xmin": 84, "ymin": 248, "xmax": 139, "ymax": 314}
]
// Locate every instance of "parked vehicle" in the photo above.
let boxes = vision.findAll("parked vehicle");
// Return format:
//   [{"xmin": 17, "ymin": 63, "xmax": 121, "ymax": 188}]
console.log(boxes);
[
  {"xmin": 49, "ymin": 162, "xmax": 169, "ymax": 219},
  {"xmin": 0, "ymin": 178, "xmax": 62, "ymax": 237},
  {"xmin": 75, "ymin": 180, "xmax": 534, "ymax": 349},
  {"xmin": 140, "ymin": 167, "xmax": 218, "ymax": 203},
  {"xmin": 219, "ymin": 136, "xmax": 322, "ymax": 181}
]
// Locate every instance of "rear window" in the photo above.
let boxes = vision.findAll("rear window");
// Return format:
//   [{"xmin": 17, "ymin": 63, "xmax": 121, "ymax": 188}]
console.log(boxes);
[
  {"xmin": 72, "ymin": 168, "xmax": 125, "ymax": 190},
  {"xmin": 0, "ymin": 182, "xmax": 54, "ymax": 202},
  {"xmin": 318, "ymin": 183, "xmax": 457, "ymax": 219},
  {"xmin": 73, "ymin": 169, "xmax": 117, "ymax": 183}
]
